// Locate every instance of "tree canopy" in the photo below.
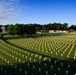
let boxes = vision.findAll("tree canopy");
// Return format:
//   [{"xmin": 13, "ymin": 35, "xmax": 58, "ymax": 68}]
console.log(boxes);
[
  {"xmin": 1, "ymin": 22, "xmax": 76, "ymax": 35},
  {"xmin": 7, "ymin": 25, "xmax": 14, "ymax": 35}
]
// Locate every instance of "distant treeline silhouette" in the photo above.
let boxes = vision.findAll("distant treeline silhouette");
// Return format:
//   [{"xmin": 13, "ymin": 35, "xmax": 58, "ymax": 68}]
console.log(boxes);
[{"xmin": 0, "ymin": 23, "xmax": 76, "ymax": 35}]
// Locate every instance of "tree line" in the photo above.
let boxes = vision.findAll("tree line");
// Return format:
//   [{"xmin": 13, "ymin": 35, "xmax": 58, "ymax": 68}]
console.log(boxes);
[
  {"xmin": 7, "ymin": 24, "xmax": 36, "ymax": 36},
  {"xmin": 0, "ymin": 23, "xmax": 76, "ymax": 36}
]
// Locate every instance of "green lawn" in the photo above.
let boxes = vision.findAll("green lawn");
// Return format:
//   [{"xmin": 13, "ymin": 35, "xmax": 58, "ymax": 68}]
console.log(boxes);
[
  {"xmin": 0, "ymin": 33, "xmax": 76, "ymax": 75},
  {"xmin": 6, "ymin": 34, "xmax": 76, "ymax": 60}
]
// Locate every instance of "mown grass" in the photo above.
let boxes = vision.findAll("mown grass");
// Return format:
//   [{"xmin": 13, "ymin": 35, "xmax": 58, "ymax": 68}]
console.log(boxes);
[{"xmin": 0, "ymin": 33, "xmax": 76, "ymax": 75}]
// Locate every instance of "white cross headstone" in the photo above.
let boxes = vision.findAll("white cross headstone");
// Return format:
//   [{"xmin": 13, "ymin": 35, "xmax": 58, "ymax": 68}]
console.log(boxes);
[
  {"xmin": 46, "ymin": 71, "xmax": 48, "ymax": 75},
  {"xmin": 42, "ymin": 50, "xmax": 44, "ymax": 52},
  {"xmin": 56, "ymin": 52, "xmax": 57, "ymax": 55},
  {"xmin": 49, "ymin": 59, "xmax": 51, "ymax": 62},
  {"xmin": 61, "ymin": 54, "xmax": 63, "ymax": 57},
  {"xmin": 20, "ymin": 68, "xmax": 22, "ymax": 72},
  {"xmin": 28, "ymin": 63, "xmax": 30, "ymax": 67},
  {"xmin": 32, "ymin": 65, "xmax": 35, "ymax": 69},
  {"xmin": 35, "ymin": 54, "xmax": 38, "ymax": 58},
  {"xmin": 67, "ymin": 55, "xmax": 69, "ymax": 58},
  {"xmin": 10, "ymin": 54, "xmax": 11, "ymax": 57},
  {"xmin": 34, "ymin": 59, "xmax": 36, "ymax": 62},
  {"xmin": 61, "ymin": 63, "xmax": 63, "ymax": 67},
  {"xmin": 44, "ymin": 63, "xmax": 47, "ymax": 67},
  {"xmin": 28, "ymin": 52, "xmax": 30, "ymax": 55},
  {"xmin": 39, "ymin": 56, "xmax": 42, "ymax": 59},
  {"xmin": 54, "ymin": 60, "xmax": 57, "ymax": 64},
  {"xmin": 58, "ymin": 67, "xmax": 60, "ymax": 72},
  {"xmin": 19, "ymin": 53, "xmax": 21, "ymax": 56},
  {"xmin": 15, "ymin": 57, "xmax": 17, "ymax": 60},
  {"xmin": 23, "ymin": 61, "xmax": 25, "ymax": 64},
  {"xmin": 19, "ymin": 59, "xmax": 21, "ymax": 62},
  {"xmin": 5, "ymin": 70, "xmax": 6, "ymax": 75},
  {"xmin": 68, "ymin": 65, "xmax": 70, "ymax": 69},
  {"xmin": 7, "ymin": 61, "xmax": 9, "ymax": 64},
  {"xmin": 66, "ymin": 70, "xmax": 69, "ymax": 75},
  {"xmin": 25, "ymin": 52, "xmax": 26, "ymax": 54},
  {"xmin": 74, "ymin": 56, "xmax": 75, "ymax": 60},
  {"xmin": 1, "ymin": 67, "xmax": 3, "ymax": 72},
  {"xmin": 22, "ymin": 55, "xmax": 24, "ymax": 57},
  {"xmin": 25, "ymin": 71, "xmax": 27, "ymax": 75},
  {"xmin": 46, "ymin": 50, "xmax": 48, "ymax": 53},
  {"xmin": 39, "ymin": 61, "xmax": 41, "ymax": 65},
  {"xmin": 51, "ymin": 51, "xmax": 52, "ymax": 54},
  {"xmin": 26, "ymin": 56, "xmax": 27, "ymax": 59},
  {"xmin": 12, "ymin": 56, "xmax": 14, "ymax": 58},
  {"xmin": 29, "ymin": 58, "xmax": 31, "ymax": 61},
  {"xmin": 22, "ymin": 50, "xmax": 23, "ymax": 52},
  {"xmin": 51, "ymin": 65, "xmax": 53, "ymax": 69},
  {"xmin": 11, "ymin": 63, "xmax": 13, "ymax": 67},
  {"xmin": 39, "ymin": 68, "xmax": 41, "ymax": 72},
  {"xmin": 5, "ymin": 59, "xmax": 6, "ymax": 61},
  {"xmin": 0, "ymin": 55, "xmax": 1, "ymax": 58},
  {"xmin": 15, "ymin": 65, "xmax": 17, "ymax": 69},
  {"xmin": 2, "ymin": 57, "xmax": 3, "ymax": 60}
]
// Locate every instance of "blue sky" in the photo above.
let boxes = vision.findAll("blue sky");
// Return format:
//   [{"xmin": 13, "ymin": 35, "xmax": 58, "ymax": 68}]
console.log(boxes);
[{"xmin": 0, "ymin": 0, "xmax": 76, "ymax": 26}]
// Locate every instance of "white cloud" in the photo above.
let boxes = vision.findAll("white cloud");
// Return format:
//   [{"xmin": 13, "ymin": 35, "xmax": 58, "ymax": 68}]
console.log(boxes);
[
  {"xmin": 0, "ymin": 0, "xmax": 29, "ymax": 23},
  {"xmin": 0, "ymin": 0, "xmax": 20, "ymax": 20}
]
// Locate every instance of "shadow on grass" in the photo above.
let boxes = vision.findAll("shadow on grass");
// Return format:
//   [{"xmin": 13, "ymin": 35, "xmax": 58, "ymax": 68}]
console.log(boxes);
[
  {"xmin": 2, "ymin": 33, "xmax": 72, "ymax": 40},
  {"xmin": 2, "ymin": 36, "xmax": 76, "ymax": 65},
  {"xmin": 1, "ymin": 34, "xmax": 76, "ymax": 75},
  {"xmin": 0, "ymin": 59, "xmax": 76, "ymax": 75}
]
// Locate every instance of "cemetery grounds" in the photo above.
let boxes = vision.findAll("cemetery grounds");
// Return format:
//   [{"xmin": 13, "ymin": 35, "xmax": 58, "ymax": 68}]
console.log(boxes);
[{"xmin": 0, "ymin": 32, "xmax": 76, "ymax": 75}]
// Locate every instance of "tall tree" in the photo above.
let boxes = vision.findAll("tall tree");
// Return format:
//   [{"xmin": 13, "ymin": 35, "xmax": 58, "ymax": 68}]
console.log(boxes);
[
  {"xmin": 68, "ymin": 25, "xmax": 76, "ymax": 31},
  {"xmin": 0, "ymin": 25, "xmax": 2, "ymax": 32},
  {"xmin": 25, "ymin": 24, "xmax": 36, "ymax": 34},
  {"xmin": 62, "ymin": 23, "xmax": 68, "ymax": 30},
  {"xmin": 42, "ymin": 25, "xmax": 49, "ymax": 33},
  {"xmin": 7, "ymin": 25, "xmax": 14, "ymax": 35},
  {"xmin": 14, "ymin": 24, "xmax": 25, "ymax": 36}
]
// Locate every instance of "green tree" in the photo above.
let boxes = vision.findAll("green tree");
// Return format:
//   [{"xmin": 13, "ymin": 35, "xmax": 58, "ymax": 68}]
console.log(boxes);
[
  {"xmin": 25, "ymin": 24, "xmax": 36, "ymax": 34},
  {"xmin": 68, "ymin": 25, "xmax": 76, "ymax": 31},
  {"xmin": 14, "ymin": 24, "xmax": 25, "ymax": 36},
  {"xmin": 42, "ymin": 25, "xmax": 49, "ymax": 33},
  {"xmin": 7, "ymin": 25, "xmax": 14, "ymax": 35},
  {"xmin": 0, "ymin": 25, "xmax": 2, "ymax": 32},
  {"xmin": 62, "ymin": 23, "xmax": 68, "ymax": 30}
]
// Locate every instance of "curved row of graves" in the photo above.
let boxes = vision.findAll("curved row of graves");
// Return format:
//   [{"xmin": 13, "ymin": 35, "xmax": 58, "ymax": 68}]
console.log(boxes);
[
  {"xmin": 0, "ymin": 34, "xmax": 76, "ymax": 75},
  {"xmin": 7, "ymin": 36, "xmax": 76, "ymax": 60}
]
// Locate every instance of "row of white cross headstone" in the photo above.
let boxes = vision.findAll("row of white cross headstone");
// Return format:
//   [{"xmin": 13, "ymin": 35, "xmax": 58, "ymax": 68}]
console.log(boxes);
[
  {"xmin": 9, "ymin": 36, "xmax": 76, "ymax": 60},
  {"xmin": 74, "ymin": 50, "xmax": 76, "ymax": 60},
  {"xmin": 0, "ymin": 65, "xmax": 70, "ymax": 75},
  {"xmin": 0, "ymin": 41, "xmax": 46, "ymax": 64},
  {"xmin": 0, "ymin": 53, "xmax": 72, "ymax": 75}
]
